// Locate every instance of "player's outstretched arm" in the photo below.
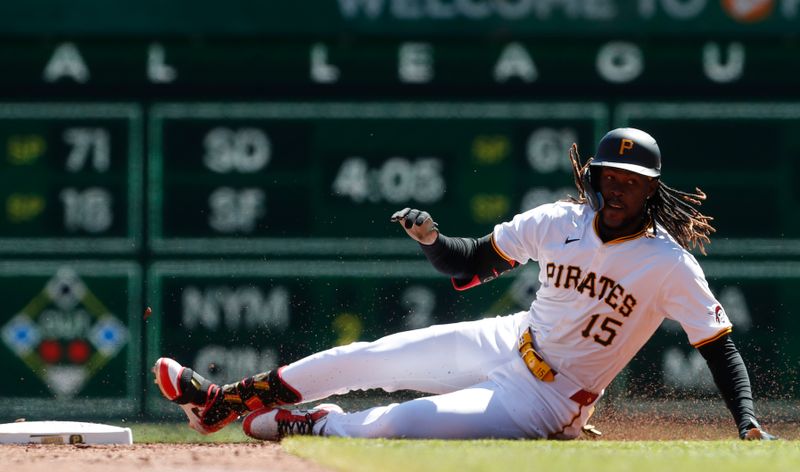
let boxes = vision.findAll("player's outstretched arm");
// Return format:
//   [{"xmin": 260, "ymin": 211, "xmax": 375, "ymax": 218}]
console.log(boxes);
[
  {"xmin": 697, "ymin": 334, "xmax": 777, "ymax": 440},
  {"xmin": 390, "ymin": 208, "xmax": 518, "ymax": 290}
]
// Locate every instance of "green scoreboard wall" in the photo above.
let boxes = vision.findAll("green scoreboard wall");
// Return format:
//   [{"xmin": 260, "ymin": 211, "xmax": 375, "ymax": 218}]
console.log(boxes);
[
  {"xmin": 2, "ymin": 101, "xmax": 799, "ymax": 255},
  {"xmin": 1, "ymin": 2, "xmax": 799, "ymax": 420}
]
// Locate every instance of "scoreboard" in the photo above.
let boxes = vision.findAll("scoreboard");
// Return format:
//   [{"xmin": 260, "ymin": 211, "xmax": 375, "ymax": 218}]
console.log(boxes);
[
  {"xmin": 0, "ymin": 104, "xmax": 142, "ymax": 253},
  {"xmin": 149, "ymin": 102, "xmax": 606, "ymax": 254},
  {"xmin": 3, "ymin": 101, "xmax": 799, "ymax": 256},
  {"xmin": 1, "ymin": 1, "xmax": 800, "ymax": 420},
  {"xmin": 2, "ymin": 101, "xmax": 800, "ymax": 417}
]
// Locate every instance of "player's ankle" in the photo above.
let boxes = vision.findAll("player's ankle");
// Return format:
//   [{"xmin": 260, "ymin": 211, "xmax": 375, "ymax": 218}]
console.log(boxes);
[{"xmin": 222, "ymin": 368, "xmax": 302, "ymax": 412}]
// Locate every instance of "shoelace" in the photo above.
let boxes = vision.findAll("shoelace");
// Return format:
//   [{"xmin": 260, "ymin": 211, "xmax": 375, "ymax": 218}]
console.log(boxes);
[{"xmin": 277, "ymin": 413, "xmax": 316, "ymax": 437}]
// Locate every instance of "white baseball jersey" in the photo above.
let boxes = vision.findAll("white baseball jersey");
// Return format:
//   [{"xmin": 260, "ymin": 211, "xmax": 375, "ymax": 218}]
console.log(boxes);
[{"xmin": 493, "ymin": 201, "xmax": 733, "ymax": 393}]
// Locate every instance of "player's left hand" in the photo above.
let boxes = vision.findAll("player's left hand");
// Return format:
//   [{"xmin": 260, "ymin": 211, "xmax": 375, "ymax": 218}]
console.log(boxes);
[
  {"xmin": 741, "ymin": 427, "xmax": 778, "ymax": 440},
  {"xmin": 390, "ymin": 208, "xmax": 439, "ymax": 245},
  {"xmin": 740, "ymin": 418, "xmax": 778, "ymax": 440}
]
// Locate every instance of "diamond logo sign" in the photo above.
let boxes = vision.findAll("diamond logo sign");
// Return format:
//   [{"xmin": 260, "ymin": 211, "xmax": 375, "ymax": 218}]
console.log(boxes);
[{"xmin": 1, "ymin": 267, "xmax": 129, "ymax": 398}]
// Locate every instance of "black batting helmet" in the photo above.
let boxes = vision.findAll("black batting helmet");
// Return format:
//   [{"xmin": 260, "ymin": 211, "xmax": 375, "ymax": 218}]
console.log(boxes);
[{"xmin": 590, "ymin": 128, "xmax": 661, "ymax": 178}]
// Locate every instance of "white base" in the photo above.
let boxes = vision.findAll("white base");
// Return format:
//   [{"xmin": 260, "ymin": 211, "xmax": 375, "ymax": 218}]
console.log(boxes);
[{"xmin": 0, "ymin": 421, "xmax": 133, "ymax": 445}]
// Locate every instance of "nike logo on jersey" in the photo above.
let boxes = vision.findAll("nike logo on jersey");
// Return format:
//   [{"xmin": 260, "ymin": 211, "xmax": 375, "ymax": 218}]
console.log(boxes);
[{"xmin": 564, "ymin": 237, "xmax": 581, "ymax": 245}]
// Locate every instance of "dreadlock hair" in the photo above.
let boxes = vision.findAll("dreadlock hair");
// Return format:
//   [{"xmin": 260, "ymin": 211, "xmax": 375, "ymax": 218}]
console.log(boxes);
[{"xmin": 566, "ymin": 143, "xmax": 716, "ymax": 255}]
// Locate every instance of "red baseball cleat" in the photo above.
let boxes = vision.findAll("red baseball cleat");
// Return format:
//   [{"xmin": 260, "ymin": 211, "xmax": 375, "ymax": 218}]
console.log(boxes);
[
  {"xmin": 152, "ymin": 357, "xmax": 244, "ymax": 434},
  {"xmin": 243, "ymin": 404, "xmax": 343, "ymax": 441}
]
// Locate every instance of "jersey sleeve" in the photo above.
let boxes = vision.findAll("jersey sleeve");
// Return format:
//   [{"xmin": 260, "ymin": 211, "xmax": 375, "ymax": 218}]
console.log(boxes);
[
  {"xmin": 492, "ymin": 204, "xmax": 555, "ymax": 264},
  {"xmin": 660, "ymin": 254, "xmax": 733, "ymax": 348}
]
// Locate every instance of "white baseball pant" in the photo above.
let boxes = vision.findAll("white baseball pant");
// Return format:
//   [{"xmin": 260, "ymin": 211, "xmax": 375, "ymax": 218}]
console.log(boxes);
[{"xmin": 276, "ymin": 311, "xmax": 599, "ymax": 439}]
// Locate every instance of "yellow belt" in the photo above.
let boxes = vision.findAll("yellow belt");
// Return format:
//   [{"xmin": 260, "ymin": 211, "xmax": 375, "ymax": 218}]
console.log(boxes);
[
  {"xmin": 517, "ymin": 329, "xmax": 555, "ymax": 382},
  {"xmin": 517, "ymin": 328, "xmax": 599, "ymax": 406}
]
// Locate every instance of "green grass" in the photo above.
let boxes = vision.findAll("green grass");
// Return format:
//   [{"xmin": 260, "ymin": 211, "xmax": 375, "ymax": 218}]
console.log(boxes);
[
  {"xmin": 118, "ymin": 423, "xmax": 800, "ymax": 472},
  {"xmin": 283, "ymin": 437, "xmax": 800, "ymax": 472},
  {"xmin": 122, "ymin": 422, "xmax": 254, "ymax": 443}
]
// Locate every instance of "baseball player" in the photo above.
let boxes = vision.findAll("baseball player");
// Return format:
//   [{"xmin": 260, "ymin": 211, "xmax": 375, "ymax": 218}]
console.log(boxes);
[{"xmin": 153, "ymin": 128, "xmax": 775, "ymax": 441}]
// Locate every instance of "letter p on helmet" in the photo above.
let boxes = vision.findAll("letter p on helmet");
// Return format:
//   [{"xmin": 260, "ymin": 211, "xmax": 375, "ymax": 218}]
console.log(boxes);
[{"xmin": 618, "ymin": 138, "xmax": 634, "ymax": 155}]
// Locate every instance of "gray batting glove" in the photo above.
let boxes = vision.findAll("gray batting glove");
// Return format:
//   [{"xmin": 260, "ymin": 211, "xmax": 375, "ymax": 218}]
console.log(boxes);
[{"xmin": 390, "ymin": 208, "xmax": 439, "ymax": 245}]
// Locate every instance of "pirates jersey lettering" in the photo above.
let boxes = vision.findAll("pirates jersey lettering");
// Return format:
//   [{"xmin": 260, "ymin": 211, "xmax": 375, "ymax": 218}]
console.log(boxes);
[{"xmin": 545, "ymin": 263, "xmax": 638, "ymax": 318}]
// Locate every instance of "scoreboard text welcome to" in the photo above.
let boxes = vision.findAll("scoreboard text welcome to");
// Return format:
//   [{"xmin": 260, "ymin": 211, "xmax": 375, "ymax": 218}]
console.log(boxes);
[{"xmin": 2, "ymin": 1, "xmax": 800, "ymax": 36}]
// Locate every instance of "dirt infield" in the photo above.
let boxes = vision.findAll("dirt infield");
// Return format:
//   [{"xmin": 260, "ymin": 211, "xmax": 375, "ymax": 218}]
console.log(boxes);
[
  {"xmin": 590, "ymin": 416, "xmax": 799, "ymax": 441},
  {"xmin": 4, "ymin": 442, "xmax": 334, "ymax": 472},
  {"xmin": 592, "ymin": 400, "xmax": 800, "ymax": 441}
]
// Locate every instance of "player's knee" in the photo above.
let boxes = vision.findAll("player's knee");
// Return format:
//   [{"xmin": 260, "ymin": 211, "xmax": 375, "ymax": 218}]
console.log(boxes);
[{"xmin": 372, "ymin": 400, "xmax": 438, "ymax": 438}]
